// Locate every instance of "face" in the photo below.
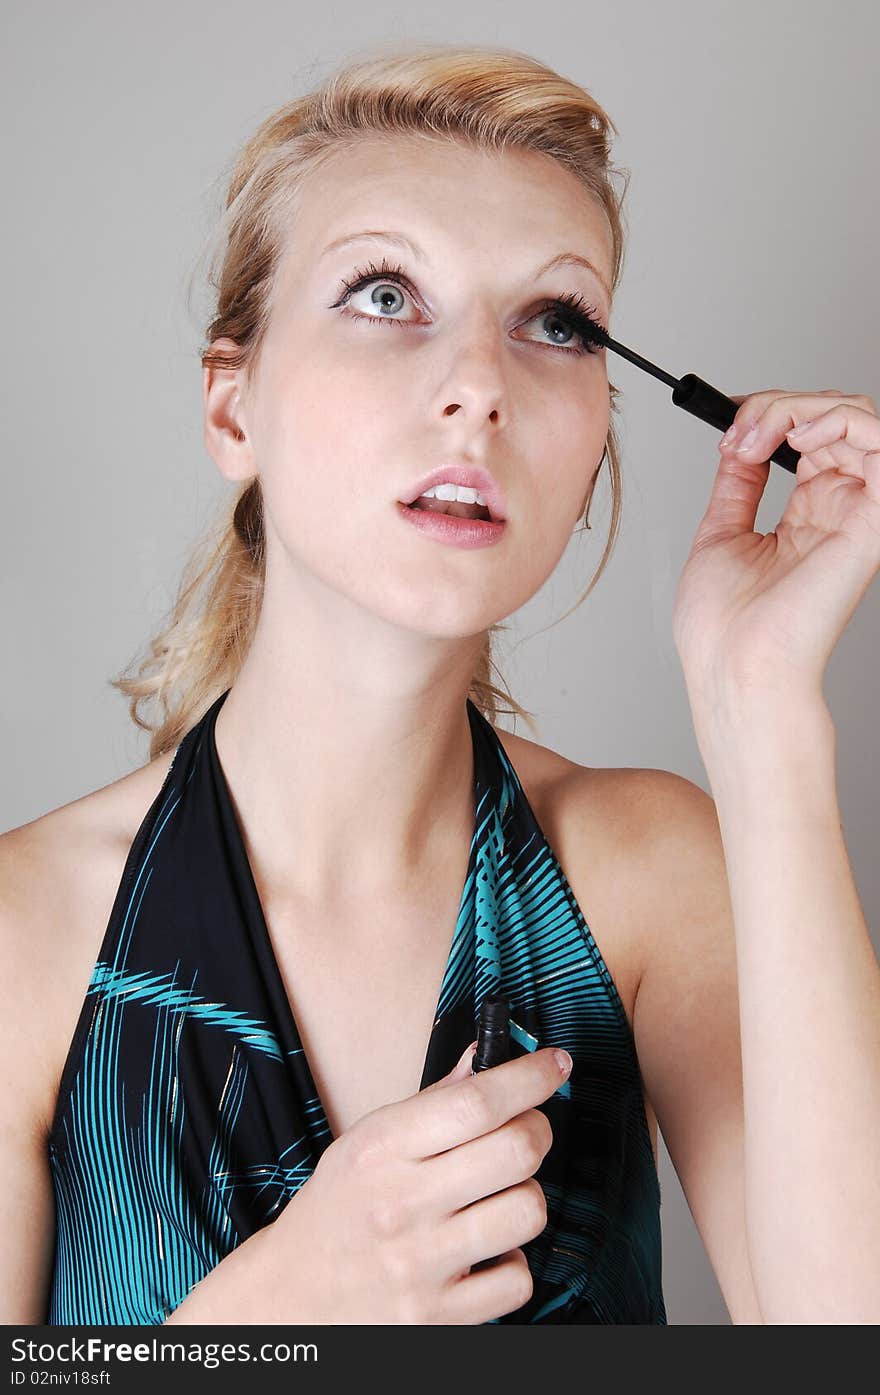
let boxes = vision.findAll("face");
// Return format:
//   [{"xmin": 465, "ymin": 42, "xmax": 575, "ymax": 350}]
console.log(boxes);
[{"xmin": 207, "ymin": 136, "xmax": 614, "ymax": 639}]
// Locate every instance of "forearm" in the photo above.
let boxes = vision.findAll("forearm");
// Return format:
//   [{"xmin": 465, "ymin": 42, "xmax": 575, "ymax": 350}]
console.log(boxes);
[
  {"xmin": 692, "ymin": 695, "xmax": 880, "ymax": 1324},
  {"xmin": 163, "ymin": 1208, "xmax": 324, "ymax": 1325}
]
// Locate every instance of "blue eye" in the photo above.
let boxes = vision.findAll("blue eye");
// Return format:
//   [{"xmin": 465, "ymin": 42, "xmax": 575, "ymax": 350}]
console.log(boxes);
[
  {"xmin": 332, "ymin": 257, "xmax": 606, "ymax": 356},
  {"xmin": 332, "ymin": 259, "xmax": 419, "ymax": 328},
  {"xmin": 339, "ymin": 272, "xmax": 419, "ymax": 325},
  {"xmin": 521, "ymin": 298, "xmax": 605, "ymax": 356}
]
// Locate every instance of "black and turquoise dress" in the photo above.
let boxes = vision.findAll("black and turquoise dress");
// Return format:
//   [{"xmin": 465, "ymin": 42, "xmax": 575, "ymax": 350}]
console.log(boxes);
[{"xmin": 47, "ymin": 689, "xmax": 666, "ymax": 1324}]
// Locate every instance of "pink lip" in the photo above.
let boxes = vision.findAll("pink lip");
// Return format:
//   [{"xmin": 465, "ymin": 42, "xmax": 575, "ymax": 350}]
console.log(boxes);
[
  {"xmin": 395, "ymin": 501, "xmax": 507, "ymax": 549},
  {"xmin": 400, "ymin": 464, "xmax": 508, "ymax": 523}
]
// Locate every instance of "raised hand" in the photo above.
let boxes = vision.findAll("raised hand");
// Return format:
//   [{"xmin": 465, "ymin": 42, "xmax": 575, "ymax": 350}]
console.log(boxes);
[{"xmin": 672, "ymin": 388, "xmax": 880, "ymax": 706}]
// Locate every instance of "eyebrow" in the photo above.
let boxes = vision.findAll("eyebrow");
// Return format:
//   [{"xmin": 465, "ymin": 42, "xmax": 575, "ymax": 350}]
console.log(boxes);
[{"xmin": 320, "ymin": 228, "xmax": 612, "ymax": 303}]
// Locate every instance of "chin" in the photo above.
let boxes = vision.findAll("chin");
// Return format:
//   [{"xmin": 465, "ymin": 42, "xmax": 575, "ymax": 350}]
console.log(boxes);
[{"xmin": 361, "ymin": 581, "xmax": 512, "ymax": 640}]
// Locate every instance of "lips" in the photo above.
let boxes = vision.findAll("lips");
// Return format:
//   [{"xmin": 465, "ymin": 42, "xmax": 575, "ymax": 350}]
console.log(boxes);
[
  {"xmin": 396, "ymin": 500, "xmax": 506, "ymax": 549},
  {"xmin": 411, "ymin": 495, "xmax": 492, "ymax": 521},
  {"xmin": 401, "ymin": 464, "xmax": 508, "ymax": 523}
]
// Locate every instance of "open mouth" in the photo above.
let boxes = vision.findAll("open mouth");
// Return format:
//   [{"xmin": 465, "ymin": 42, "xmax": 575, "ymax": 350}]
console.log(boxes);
[{"xmin": 406, "ymin": 497, "xmax": 494, "ymax": 522}]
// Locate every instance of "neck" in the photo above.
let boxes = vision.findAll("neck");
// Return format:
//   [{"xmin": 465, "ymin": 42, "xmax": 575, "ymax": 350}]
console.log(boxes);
[{"xmin": 212, "ymin": 580, "xmax": 487, "ymax": 910}]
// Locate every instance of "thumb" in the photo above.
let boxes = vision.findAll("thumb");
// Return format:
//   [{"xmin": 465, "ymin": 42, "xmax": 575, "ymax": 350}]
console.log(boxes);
[
  {"xmin": 695, "ymin": 447, "xmax": 771, "ymax": 547},
  {"xmin": 422, "ymin": 1041, "xmax": 478, "ymax": 1093}
]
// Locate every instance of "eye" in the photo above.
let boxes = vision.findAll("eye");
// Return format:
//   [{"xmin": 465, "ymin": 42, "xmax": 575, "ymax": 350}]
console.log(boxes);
[
  {"xmin": 518, "ymin": 294, "xmax": 606, "ymax": 357},
  {"xmin": 332, "ymin": 259, "xmax": 422, "ymax": 328},
  {"xmin": 331, "ymin": 258, "xmax": 606, "ymax": 355}
]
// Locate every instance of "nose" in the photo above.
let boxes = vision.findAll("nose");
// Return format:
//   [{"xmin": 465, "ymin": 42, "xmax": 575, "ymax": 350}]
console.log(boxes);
[{"xmin": 434, "ymin": 314, "xmax": 507, "ymax": 426}]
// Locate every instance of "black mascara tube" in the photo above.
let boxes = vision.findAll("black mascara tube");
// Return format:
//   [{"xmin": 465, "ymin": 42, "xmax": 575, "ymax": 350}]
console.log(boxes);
[
  {"xmin": 570, "ymin": 310, "xmax": 802, "ymax": 474},
  {"xmin": 472, "ymin": 994, "xmax": 511, "ymax": 1073},
  {"xmin": 469, "ymin": 996, "xmax": 516, "ymax": 1279}
]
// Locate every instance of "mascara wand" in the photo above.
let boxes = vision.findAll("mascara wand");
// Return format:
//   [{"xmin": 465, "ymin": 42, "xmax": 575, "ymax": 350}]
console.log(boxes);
[{"xmin": 584, "ymin": 322, "xmax": 801, "ymax": 475}]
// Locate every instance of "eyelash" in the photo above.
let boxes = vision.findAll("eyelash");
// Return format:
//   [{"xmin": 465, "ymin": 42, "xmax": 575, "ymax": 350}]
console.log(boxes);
[{"xmin": 332, "ymin": 257, "xmax": 606, "ymax": 357}]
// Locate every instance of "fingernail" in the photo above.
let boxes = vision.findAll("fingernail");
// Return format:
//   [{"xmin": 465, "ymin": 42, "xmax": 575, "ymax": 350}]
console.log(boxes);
[
  {"xmin": 736, "ymin": 422, "xmax": 759, "ymax": 452},
  {"xmin": 553, "ymin": 1049, "xmax": 573, "ymax": 1075},
  {"xmin": 788, "ymin": 419, "xmax": 814, "ymax": 437},
  {"xmin": 719, "ymin": 423, "xmax": 738, "ymax": 446}
]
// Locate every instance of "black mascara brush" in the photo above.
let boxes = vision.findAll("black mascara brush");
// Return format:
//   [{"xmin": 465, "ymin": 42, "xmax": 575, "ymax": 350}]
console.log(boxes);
[{"xmin": 567, "ymin": 306, "xmax": 801, "ymax": 475}]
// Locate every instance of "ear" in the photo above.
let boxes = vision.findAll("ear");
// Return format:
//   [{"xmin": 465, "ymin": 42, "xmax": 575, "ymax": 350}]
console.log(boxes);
[{"xmin": 203, "ymin": 337, "xmax": 257, "ymax": 483}]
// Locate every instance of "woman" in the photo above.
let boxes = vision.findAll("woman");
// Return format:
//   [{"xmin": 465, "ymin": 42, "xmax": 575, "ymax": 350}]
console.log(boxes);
[{"xmin": 2, "ymin": 43, "xmax": 879, "ymax": 1326}]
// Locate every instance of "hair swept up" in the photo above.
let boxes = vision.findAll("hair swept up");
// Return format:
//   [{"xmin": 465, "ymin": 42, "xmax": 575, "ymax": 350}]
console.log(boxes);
[{"xmin": 111, "ymin": 40, "xmax": 630, "ymax": 760}]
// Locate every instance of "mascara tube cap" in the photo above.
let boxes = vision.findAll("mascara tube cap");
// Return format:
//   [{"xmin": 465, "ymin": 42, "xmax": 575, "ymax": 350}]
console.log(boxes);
[{"xmin": 472, "ymin": 994, "xmax": 511, "ymax": 1073}]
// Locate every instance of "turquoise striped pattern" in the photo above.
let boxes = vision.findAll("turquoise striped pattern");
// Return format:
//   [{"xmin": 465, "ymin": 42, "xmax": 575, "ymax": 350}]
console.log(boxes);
[{"xmin": 46, "ymin": 693, "xmax": 665, "ymax": 1324}]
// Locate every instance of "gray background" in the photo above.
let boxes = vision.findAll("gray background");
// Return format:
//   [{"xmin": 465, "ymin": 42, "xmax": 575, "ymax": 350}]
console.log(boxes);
[{"xmin": 3, "ymin": 0, "xmax": 878, "ymax": 1324}]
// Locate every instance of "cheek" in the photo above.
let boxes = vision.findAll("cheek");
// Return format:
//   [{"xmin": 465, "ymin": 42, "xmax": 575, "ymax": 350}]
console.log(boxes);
[
  {"xmin": 524, "ymin": 408, "xmax": 606, "ymax": 526},
  {"xmin": 275, "ymin": 357, "xmax": 404, "ymax": 500},
  {"xmin": 256, "ymin": 361, "xmax": 367, "ymax": 498}
]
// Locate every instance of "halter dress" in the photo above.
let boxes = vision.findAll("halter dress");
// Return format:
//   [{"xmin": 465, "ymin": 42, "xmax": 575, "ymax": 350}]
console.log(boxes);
[{"xmin": 46, "ymin": 689, "xmax": 667, "ymax": 1324}]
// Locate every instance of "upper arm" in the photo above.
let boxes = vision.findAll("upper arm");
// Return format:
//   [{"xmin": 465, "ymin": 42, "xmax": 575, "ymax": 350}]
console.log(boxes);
[
  {"xmin": 625, "ymin": 771, "xmax": 764, "ymax": 1325},
  {"xmin": 0, "ymin": 828, "xmax": 60, "ymax": 1324}
]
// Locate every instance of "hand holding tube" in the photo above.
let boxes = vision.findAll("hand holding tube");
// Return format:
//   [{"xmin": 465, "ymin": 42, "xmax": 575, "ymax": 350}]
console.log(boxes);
[{"xmin": 168, "ymin": 1039, "xmax": 572, "ymax": 1324}]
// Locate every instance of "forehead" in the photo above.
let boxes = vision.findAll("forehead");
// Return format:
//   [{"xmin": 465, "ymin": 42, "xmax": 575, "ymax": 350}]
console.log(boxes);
[{"xmin": 283, "ymin": 136, "xmax": 614, "ymax": 285}]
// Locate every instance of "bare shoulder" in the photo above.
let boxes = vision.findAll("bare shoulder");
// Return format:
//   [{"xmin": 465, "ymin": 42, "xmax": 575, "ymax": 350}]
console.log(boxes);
[
  {"xmin": 493, "ymin": 717, "xmax": 689, "ymax": 810},
  {"xmin": 493, "ymin": 718, "xmax": 689, "ymax": 873},
  {"xmin": 0, "ymin": 749, "xmax": 176, "ymax": 1141}
]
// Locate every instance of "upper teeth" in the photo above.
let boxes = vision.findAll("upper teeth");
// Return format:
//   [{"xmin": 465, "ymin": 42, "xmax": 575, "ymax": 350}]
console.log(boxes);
[{"xmin": 419, "ymin": 484, "xmax": 488, "ymax": 505}]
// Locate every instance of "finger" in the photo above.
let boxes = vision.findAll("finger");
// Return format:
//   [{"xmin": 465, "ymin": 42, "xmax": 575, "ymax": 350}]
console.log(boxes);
[
  {"xmin": 864, "ymin": 447, "xmax": 880, "ymax": 504},
  {"xmin": 444, "ymin": 1178, "xmax": 547, "ymax": 1275},
  {"xmin": 390, "ymin": 1047, "xmax": 571, "ymax": 1161},
  {"xmin": 726, "ymin": 388, "xmax": 788, "ymax": 412},
  {"xmin": 428, "ymin": 1104, "xmax": 553, "ymax": 1215},
  {"xmin": 793, "ymin": 438, "xmax": 868, "ymax": 483},
  {"xmin": 729, "ymin": 397, "xmax": 877, "ymax": 461},
  {"xmin": 779, "ymin": 405, "xmax": 880, "ymax": 461},
  {"xmin": 726, "ymin": 387, "xmax": 862, "ymax": 419},
  {"xmin": 724, "ymin": 387, "xmax": 835, "ymax": 426},
  {"xmin": 442, "ymin": 1249, "xmax": 532, "ymax": 1324}
]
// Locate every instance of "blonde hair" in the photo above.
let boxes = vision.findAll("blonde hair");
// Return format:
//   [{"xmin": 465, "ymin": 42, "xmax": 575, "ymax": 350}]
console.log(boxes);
[{"xmin": 111, "ymin": 42, "xmax": 630, "ymax": 760}]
